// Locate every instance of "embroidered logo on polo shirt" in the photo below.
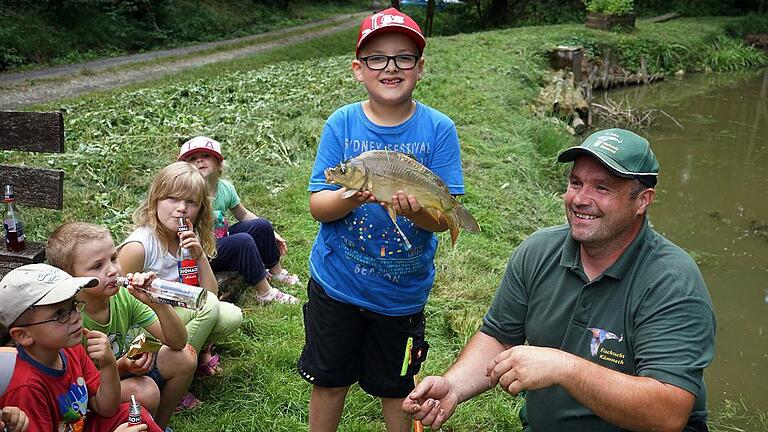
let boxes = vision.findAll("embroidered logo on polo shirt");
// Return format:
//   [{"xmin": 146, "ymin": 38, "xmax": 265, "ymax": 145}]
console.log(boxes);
[{"xmin": 587, "ymin": 327, "xmax": 624, "ymax": 357}]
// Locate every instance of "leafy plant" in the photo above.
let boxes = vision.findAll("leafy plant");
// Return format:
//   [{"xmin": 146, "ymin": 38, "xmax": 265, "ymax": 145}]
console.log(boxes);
[
  {"xmin": 583, "ymin": 0, "xmax": 634, "ymax": 15},
  {"xmin": 702, "ymin": 35, "xmax": 768, "ymax": 72}
]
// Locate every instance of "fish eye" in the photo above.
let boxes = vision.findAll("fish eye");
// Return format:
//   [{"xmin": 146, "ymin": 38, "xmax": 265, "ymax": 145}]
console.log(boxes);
[{"xmin": 340, "ymin": 165, "xmax": 346, "ymax": 174}]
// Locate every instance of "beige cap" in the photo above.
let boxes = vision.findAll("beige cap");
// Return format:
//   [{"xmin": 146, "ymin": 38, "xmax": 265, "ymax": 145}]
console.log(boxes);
[{"xmin": 0, "ymin": 264, "xmax": 98, "ymax": 328}]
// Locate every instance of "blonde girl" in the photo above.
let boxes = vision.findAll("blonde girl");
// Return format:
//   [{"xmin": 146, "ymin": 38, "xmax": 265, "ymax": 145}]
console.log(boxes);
[{"xmin": 118, "ymin": 162, "xmax": 242, "ymax": 379}]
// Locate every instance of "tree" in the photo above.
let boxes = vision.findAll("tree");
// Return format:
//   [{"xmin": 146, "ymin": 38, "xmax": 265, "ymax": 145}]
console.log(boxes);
[{"xmin": 425, "ymin": 0, "xmax": 436, "ymax": 36}]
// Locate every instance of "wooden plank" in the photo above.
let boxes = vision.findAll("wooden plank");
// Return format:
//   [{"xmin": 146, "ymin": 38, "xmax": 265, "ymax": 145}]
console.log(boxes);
[
  {"xmin": 645, "ymin": 12, "xmax": 680, "ymax": 24},
  {"xmin": 0, "ymin": 241, "xmax": 46, "ymax": 266},
  {"xmin": 0, "ymin": 111, "xmax": 65, "ymax": 153},
  {"xmin": 0, "ymin": 261, "xmax": 23, "ymax": 280},
  {"xmin": 0, "ymin": 165, "xmax": 64, "ymax": 210}
]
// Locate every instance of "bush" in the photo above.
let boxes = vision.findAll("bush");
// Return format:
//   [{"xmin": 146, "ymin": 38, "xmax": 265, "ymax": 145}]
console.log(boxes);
[
  {"xmin": 0, "ymin": 0, "xmax": 366, "ymax": 72},
  {"xmin": 583, "ymin": 0, "xmax": 634, "ymax": 15},
  {"xmin": 725, "ymin": 14, "xmax": 768, "ymax": 39}
]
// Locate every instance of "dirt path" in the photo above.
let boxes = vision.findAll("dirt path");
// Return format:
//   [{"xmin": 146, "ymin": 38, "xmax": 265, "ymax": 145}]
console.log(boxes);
[{"xmin": 0, "ymin": 11, "xmax": 369, "ymax": 109}]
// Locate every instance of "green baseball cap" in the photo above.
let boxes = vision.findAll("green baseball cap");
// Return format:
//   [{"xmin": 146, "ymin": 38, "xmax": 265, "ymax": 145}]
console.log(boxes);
[{"xmin": 557, "ymin": 128, "xmax": 659, "ymax": 187}]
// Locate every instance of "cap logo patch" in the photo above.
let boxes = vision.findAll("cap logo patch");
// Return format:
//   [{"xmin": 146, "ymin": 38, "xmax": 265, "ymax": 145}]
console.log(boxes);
[
  {"xmin": 370, "ymin": 13, "xmax": 405, "ymax": 30},
  {"xmin": 35, "ymin": 268, "xmax": 63, "ymax": 284},
  {"xmin": 591, "ymin": 133, "xmax": 622, "ymax": 154}
]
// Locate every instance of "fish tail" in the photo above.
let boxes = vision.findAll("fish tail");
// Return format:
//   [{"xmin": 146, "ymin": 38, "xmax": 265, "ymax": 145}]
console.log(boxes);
[
  {"xmin": 445, "ymin": 213, "xmax": 460, "ymax": 248},
  {"xmin": 455, "ymin": 205, "xmax": 481, "ymax": 233}
]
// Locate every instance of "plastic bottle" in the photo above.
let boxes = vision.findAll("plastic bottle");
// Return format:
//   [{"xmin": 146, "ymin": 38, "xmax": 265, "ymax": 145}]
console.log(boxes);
[
  {"xmin": 116, "ymin": 276, "xmax": 206, "ymax": 311},
  {"xmin": 176, "ymin": 217, "xmax": 200, "ymax": 286},
  {"xmin": 128, "ymin": 394, "xmax": 142, "ymax": 426},
  {"xmin": 3, "ymin": 185, "xmax": 25, "ymax": 252}
]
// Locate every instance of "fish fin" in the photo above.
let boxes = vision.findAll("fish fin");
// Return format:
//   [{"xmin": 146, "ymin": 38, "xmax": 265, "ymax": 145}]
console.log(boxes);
[
  {"xmin": 425, "ymin": 207, "xmax": 442, "ymax": 223},
  {"xmin": 456, "ymin": 205, "xmax": 481, "ymax": 233},
  {"xmin": 445, "ymin": 213, "xmax": 460, "ymax": 248},
  {"xmin": 386, "ymin": 206, "xmax": 413, "ymax": 250},
  {"xmin": 386, "ymin": 205, "xmax": 397, "ymax": 224},
  {"xmin": 341, "ymin": 189, "xmax": 358, "ymax": 199}
]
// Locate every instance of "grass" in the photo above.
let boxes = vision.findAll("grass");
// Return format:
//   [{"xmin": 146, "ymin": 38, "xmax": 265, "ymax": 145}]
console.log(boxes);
[{"xmin": 2, "ymin": 17, "xmax": 767, "ymax": 432}]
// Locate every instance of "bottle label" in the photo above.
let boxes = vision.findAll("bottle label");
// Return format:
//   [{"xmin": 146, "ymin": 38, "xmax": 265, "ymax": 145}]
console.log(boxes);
[
  {"xmin": 178, "ymin": 259, "xmax": 199, "ymax": 286},
  {"xmin": 128, "ymin": 412, "xmax": 142, "ymax": 426},
  {"xmin": 152, "ymin": 295, "xmax": 192, "ymax": 309},
  {"xmin": 3, "ymin": 221, "xmax": 25, "ymax": 252}
]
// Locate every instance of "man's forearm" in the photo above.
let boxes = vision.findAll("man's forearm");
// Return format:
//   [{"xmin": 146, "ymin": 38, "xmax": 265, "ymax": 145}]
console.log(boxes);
[
  {"xmin": 560, "ymin": 354, "xmax": 694, "ymax": 431},
  {"xmin": 445, "ymin": 332, "xmax": 509, "ymax": 403}
]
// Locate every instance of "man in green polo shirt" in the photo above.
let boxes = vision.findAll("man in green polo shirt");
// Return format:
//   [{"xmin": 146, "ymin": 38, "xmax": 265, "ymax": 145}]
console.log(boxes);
[{"xmin": 402, "ymin": 128, "xmax": 716, "ymax": 431}]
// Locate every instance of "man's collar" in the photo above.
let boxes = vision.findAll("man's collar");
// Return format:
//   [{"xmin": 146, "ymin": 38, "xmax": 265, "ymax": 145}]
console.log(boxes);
[{"xmin": 560, "ymin": 217, "xmax": 651, "ymax": 280}]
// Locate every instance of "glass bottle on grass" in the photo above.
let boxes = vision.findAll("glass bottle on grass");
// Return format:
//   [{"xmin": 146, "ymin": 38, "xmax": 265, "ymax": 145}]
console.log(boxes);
[
  {"xmin": 176, "ymin": 217, "xmax": 199, "ymax": 286},
  {"xmin": 3, "ymin": 185, "xmax": 26, "ymax": 252}
]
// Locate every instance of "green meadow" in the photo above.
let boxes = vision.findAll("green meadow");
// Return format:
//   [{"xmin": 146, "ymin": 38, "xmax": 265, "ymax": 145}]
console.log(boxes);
[{"xmin": 2, "ymin": 16, "xmax": 767, "ymax": 432}]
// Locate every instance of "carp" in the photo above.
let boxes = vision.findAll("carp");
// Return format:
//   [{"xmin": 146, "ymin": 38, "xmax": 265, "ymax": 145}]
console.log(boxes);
[{"xmin": 324, "ymin": 150, "xmax": 480, "ymax": 247}]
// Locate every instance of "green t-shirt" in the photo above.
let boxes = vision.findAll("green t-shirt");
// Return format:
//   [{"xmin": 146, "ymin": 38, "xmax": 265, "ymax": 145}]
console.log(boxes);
[
  {"xmin": 212, "ymin": 179, "xmax": 240, "ymax": 238},
  {"xmin": 81, "ymin": 287, "xmax": 158, "ymax": 358},
  {"xmin": 481, "ymin": 219, "xmax": 716, "ymax": 431}
]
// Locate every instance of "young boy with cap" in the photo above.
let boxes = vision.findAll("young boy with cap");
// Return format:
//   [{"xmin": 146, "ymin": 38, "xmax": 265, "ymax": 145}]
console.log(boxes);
[
  {"xmin": 0, "ymin": 264, "xmax": 162, "ymax": 432},
  {"xmin": 300, "ymin": 7, "xmax": 467, "ymax": 432}
]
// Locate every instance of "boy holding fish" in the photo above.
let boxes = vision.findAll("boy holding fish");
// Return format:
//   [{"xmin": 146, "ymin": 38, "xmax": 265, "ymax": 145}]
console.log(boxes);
[{"xmin": 299, "ymin": 7, "xmax": 471, "ymax": 432}]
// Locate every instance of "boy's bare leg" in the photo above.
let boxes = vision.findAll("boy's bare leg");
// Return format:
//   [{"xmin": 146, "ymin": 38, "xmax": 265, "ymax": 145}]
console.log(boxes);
[
  {"xmin": 155, "ymin": 344, "xmax": 198, "ymax": 428},
  {"xmin": 310, "ymin": 385, "xmax": 350, "ymax": 432},
  {"xmin": 382, "ymin": 397, "xmax": 411, "ymax": 432},
  {"xmin": 120, "ymin": 376, "xmax": 160, "ymax": 415}
]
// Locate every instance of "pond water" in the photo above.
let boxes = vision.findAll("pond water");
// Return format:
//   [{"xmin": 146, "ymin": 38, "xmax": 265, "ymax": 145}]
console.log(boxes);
[{"xmin": 601, "ymin": 70, "xmax": 768, "ymax": 414}]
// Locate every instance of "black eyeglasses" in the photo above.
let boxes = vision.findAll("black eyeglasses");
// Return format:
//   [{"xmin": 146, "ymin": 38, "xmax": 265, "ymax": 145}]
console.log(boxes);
[
  {"xmin": 14, "ymin": 300, "xmax": 86, "ymax": 327},
  {"xmin": 358, "ymin": 54, "xmax": 420, "ymax": 70}
]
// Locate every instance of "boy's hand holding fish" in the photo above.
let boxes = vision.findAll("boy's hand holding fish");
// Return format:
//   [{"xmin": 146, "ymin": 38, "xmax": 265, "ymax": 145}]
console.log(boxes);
[
  {"xmin": 390, "ymin": 190, "xmax": 423, "ymax": 217},
  {"xmin": 324, "ymin": 150, "xmax": 480, "ymax": 246}
]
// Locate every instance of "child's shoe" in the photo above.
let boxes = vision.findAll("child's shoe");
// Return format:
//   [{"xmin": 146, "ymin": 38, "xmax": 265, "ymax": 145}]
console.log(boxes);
[
  {"xmin": 269, "ymin": 269, "xmax": 300, "ymax": 286},
  {"xmin": 256, "ymin": 287, "xmax": 299, "ymax": 305},
  {"xmin": 195, "ymin": 344, "xmax": 222, "ymax": 377},
  {"xmin": 175, "ymin": 392, "xmax": 202, "ymax": 413}
]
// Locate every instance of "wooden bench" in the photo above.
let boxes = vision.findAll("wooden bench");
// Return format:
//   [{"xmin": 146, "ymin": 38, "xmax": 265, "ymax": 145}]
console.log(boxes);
[{"xmin": 0, "ymin": 111, "xmax": 66, "ymax": 279}]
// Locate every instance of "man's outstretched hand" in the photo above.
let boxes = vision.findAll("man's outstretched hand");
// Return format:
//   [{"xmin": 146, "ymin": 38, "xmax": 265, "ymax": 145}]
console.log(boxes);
[{"xmin": 402, "ymin": 376, "xmax": 459, "ymax": 429}]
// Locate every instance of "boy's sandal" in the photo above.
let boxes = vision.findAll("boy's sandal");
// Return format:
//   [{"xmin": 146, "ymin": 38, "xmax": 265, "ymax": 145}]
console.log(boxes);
[
  {"xmin": 195, "ymin": 353, "xmax": 222, "ymax": 377},
  {"xmin": 270, "ymin": 269, "xmax": 300, "ymax": 286},
  {"xmin": 175, "ymin": 392, "xmax": 202, "ymax": 413},
  {"xmin": 256, "ymin": 287, "xmax": 300, "ymax": 305}
]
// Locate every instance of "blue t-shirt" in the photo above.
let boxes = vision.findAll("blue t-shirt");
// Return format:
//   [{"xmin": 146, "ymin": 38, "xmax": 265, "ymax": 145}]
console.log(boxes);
[{"xmin": 308, "ymin": 101, "xmax": 465, "ymax": 316}]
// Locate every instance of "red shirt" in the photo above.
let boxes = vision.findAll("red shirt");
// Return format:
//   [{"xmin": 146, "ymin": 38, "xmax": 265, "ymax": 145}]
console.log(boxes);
[{"xmin": 0, "ymin": 345, "xmax": 161, "ymax": 432}]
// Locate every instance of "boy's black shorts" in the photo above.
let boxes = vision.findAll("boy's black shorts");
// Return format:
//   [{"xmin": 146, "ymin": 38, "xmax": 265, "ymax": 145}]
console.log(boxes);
[{"xmin": 297, "ymin": 277, "xmax": 429, "ymax": 398}]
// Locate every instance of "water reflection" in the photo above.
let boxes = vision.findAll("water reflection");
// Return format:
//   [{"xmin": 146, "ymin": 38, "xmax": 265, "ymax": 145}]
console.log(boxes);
[{"xmin": 600, "ymin": 70, "xmax": 768, "ymax": 413}]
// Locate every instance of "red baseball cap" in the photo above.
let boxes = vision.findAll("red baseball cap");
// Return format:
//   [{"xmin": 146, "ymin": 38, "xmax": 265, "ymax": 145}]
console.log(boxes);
[
  {"xmin": 178, "ymin": 136, "xmax": 224, "ymax": 162},
  {"xmin": 356, "ymin": 8, "xmax": 426, "ymax": 58}
]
